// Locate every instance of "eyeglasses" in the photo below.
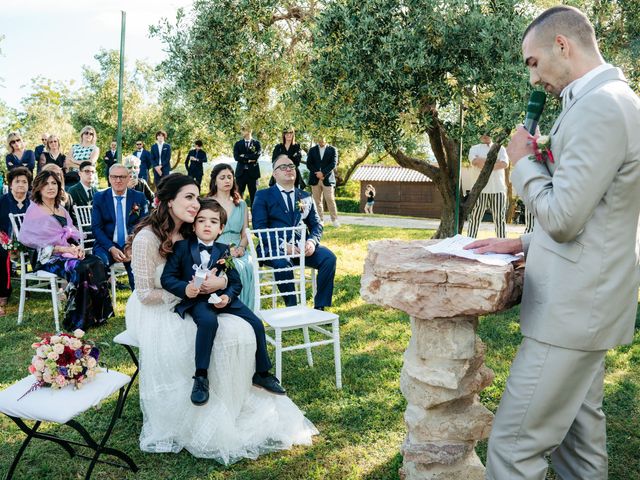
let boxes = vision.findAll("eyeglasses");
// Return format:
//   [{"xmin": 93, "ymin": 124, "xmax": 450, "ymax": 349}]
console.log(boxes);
[
  {"xmin": 274, "ymin": 164, "xmax": 296, "ymax": 172},
  {"xmin": 9, "ymin": 139, "xmax": 22, "ymax": 145},
  {"xmin": 81, "ymin": 169, "xmax": 96, "ymax": 174},
  {"xmin": 109, "ymin": 175, "xmax": 128, "ymax": 180},
  {"xmin": 48, "ymin": 140, "xmax": 59, "ymax": 144}
]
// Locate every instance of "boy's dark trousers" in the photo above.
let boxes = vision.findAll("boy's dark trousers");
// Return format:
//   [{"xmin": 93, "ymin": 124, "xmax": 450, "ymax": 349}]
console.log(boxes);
[{"xmin": 189, "ymin": 300, "xmax": 272, "ymax": 373}]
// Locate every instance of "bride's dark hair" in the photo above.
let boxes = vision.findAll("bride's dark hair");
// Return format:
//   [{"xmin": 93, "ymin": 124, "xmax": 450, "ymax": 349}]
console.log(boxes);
[{"xmin": 129, "ymin": 173, "xmax": 198, "ymax": 257}]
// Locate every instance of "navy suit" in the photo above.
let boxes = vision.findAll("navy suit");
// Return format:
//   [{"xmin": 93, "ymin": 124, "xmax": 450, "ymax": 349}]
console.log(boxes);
[
  {"xmin": 251, "ymin": 185, "xmax": 336, "ymax": 308},
  {"xmin": 104, "ymin": 150, "xmax": 118, "ymax": 180},
  {"xmin": 132, "ymin": 148, "xmax": 152, "ymax": 182},
  {"xmin": 233, "ymin": 138, "xmax": 261, "ymax": 205},
  {"xmin": 150, "ymin": 143, "xmax": 172, "ymax": 185},
  {"xmin": 306, "ymin": 144, "xmax": 338, "ymax": 186},
  {"xmin": 91, "ymin": 188, "xmax": 148, "ymax": 288},
  {"xmin": 185, "ymin": 149, "xmax": 207, "ymax": 187},
  {"xmin": 161, "ymin": 238, "xmax": 272, "ymax": 372}
]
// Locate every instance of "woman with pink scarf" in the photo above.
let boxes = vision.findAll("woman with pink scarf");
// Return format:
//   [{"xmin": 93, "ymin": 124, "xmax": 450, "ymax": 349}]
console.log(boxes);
[{"xmin": 19, "ymin": 170, "xmax": 113, "ymax": 329}]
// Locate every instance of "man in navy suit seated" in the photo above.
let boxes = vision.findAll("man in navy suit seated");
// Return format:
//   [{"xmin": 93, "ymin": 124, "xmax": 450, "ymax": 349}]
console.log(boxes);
[
  {"xmin": 151, "ymin": 130, "xmax": 172, "ymax": 187},
  {"xmin": 132, "ymin": 140, "xmax": 152, "ymax": 182},
  {"xmin": 92, "ymin": 164, "xmax": 148, "ymax": 289},
  {"xmin": 251, "ymin": 154, "xmax": 337, "ymax": 310}
]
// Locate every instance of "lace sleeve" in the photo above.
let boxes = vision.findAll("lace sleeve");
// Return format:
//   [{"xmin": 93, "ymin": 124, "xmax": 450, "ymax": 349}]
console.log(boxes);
[{"xmin": 131, "ymin": 228, "xmax": 179, "ymax": 305}]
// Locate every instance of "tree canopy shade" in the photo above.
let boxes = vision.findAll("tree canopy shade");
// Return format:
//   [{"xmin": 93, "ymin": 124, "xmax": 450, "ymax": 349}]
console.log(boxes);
[{"xmin": 304, "ymin": 0, "xmax": 535, "ymax": 236}]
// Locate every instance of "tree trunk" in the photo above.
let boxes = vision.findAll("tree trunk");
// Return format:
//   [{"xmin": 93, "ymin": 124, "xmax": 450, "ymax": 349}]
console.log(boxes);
[{"xmin": 335, "ymin": 143, "xmax": 371, "ymax": 187}]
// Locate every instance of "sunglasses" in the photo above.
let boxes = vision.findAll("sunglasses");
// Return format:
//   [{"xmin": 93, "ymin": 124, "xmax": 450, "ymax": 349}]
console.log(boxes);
[
  {"xmin": 9, "ymin": 139, "xmax": 22, "ymax": 145},
  {"xmin": 83, "ymin": 132, "xmax": 95, "ymax": 136},
  {"xmin": 136, "ymin": 143, "xmax": 142, "ymax": 146}
]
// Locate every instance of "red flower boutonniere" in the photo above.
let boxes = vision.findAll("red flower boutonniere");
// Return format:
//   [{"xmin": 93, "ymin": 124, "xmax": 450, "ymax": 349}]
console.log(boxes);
[
  {"xmin": 131, "ymin": 203, "xmax": 141, "ymax": 216},
  {"xmin": 530, "ymin": 135, "xmax": 554, "ymax": 164}
]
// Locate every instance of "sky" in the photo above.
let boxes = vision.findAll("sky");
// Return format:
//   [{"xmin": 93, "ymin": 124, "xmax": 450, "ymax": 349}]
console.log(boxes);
[{"xmin": 0, "ymin": 0, "xmax": 194, "ymax": 110}]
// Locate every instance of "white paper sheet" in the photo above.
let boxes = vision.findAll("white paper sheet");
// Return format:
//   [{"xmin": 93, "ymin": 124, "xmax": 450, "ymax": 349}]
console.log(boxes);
[{"xmin": 424, "ymin": 234, "xmax": 521, "ymax": 266}]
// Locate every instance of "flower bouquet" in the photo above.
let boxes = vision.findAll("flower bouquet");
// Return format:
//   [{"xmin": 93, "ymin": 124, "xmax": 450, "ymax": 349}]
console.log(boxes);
[{"xmin": 20, "ymin": 329, "xmax": 100, "ymax": 399}]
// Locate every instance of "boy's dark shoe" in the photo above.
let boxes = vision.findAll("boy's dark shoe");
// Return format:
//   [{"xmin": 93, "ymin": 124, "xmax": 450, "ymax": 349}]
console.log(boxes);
[
  {"xmin": 191, "ymin": 376, "xmax": 210, "ymax": 405},
  {"xmin": 252, "ymin": 373, "xmax": 286, "ymax": 395}
]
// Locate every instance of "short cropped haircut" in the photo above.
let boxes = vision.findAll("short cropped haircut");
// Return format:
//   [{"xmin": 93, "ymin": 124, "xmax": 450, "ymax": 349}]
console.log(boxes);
[
  {"xmin": 79, "ymin": 161, "xmax": 93, "ymax": 171},
  {"xmin": 197, "ymin": 198, "xmax": 227, "ymax": 227},
  {"xmin": 194, "ymin": 140, "xmax": 203, "ymax": 147},
  {"xmin": 523, "ymin": 5, "xmax": 597, "ymax": 50},
  {"xmin": 7, "ymin": 166, "xmax": 32, "ymax": 189}
]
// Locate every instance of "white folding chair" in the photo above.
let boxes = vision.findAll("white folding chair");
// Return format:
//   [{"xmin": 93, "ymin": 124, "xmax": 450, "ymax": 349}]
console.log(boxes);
[
  {"xmin": 247, "ymin": 225, "xmax": 342, "ymax": 388},
  {"xmin": 9, "ymin": 213, "xmax": 64, "ymax": 332},
  {"xmin": 74, "ymin": 205, "xmax": 123, "ymax": 310}
]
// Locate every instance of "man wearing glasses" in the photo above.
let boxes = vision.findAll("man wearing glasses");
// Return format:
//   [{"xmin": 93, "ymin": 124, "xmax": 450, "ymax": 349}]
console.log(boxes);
[
  {"xmin": 132, "ymin": 140, "xmax": 152, "ymax": 182},
  {"xmin": 68, "ymin": 161, "xmax": 97, "ymax": 207},
  {"xmin": 252, "ymin": 155, "xmax": 336, "ymax": 311},
  {"xmin": 34, "ymin": 133, "xmax": 49, "ymax": 163},
  {"xmin": 92, "ymin": 164, "xmax": 149, "ymax": 289}
]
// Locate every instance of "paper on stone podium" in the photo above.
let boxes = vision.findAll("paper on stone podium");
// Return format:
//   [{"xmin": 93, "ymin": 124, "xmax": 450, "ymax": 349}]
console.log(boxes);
[{"xmin": 424, "ymin": 234, "xmax": 521, "ymax": 266}]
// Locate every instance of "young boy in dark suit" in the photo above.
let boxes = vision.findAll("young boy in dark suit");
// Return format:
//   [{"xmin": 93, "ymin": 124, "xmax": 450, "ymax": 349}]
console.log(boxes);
[{"xmin": 161, "ymin": 198, "xmax": 284, "ymax": 406}]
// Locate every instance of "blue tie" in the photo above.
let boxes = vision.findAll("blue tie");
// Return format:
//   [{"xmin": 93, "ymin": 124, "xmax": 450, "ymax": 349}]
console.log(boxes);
[
  {"xmin": 284, "ymin": 190, "xmax": 294, "ymax": 223},
  {"xmin": 116, "ymin": 196, "xmax": 125, "ymax": 246}
]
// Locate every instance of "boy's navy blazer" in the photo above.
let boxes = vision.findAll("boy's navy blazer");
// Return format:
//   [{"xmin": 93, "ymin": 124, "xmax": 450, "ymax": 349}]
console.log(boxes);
[
  {"xmin": 150, "ymin": 143, "xmax": 172, "ymax": 173},
  {"xmin": 91, "ymin": 188, "xmax": 148, "ymax": 250},
  {"xmin": 161, "ymin": 238, "xmax": 242, "ymax": 318},
  {"xmin": 251, "ymin": 185, "xmax": 323, "ymax": 256}
]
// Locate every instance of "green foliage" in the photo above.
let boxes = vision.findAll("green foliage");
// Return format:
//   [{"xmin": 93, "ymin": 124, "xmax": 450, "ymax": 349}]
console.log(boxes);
[
  {"xmin": 0, "ymin": 225, "xmax": 638, "ymax": 479},
  {"xmin": 335, "ymin": 197, "xmax": 360, "ymax": 213}
]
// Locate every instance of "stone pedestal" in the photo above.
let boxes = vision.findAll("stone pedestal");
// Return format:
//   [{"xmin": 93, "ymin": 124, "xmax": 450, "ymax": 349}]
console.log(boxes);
[{"xmin": 360, "ymin": 239, "xmax": 522, "ymax": 480}]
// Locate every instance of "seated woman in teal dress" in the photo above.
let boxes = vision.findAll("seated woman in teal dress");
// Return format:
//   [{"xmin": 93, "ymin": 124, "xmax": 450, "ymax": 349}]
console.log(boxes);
[{"xmin": 206, "ymin": 163, "xmax": 254, "ymax": 310}]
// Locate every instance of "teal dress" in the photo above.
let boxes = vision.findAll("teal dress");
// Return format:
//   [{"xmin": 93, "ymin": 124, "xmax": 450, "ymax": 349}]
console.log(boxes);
[{"xmin": 217, "ymin": 200, "xmax": 254, "ymax": 310}]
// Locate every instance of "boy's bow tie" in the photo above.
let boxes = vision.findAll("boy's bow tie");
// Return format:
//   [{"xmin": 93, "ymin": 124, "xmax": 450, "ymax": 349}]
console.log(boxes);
[{"xmin": 198, "ymin": 244, "xmax": 213, "ymax": 253}]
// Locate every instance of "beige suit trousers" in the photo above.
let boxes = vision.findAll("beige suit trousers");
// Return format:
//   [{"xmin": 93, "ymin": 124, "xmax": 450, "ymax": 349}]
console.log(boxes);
[
  {"xmin": 486, "ymin": 337, "xmax": 608, "ymax": 480},
  {"xmin": 311, "ymin": 184, "xmax": 338, "ymax": 222}
]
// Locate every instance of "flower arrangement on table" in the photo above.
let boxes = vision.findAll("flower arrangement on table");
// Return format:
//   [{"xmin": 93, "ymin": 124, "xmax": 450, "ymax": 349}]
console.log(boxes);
[{"xmin": 20, "ymin": 329, "xmax": 100, "ymax": 399}]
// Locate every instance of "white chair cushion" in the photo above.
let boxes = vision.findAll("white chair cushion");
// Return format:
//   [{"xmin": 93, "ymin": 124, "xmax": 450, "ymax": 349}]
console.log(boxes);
[
  {"xmin": 113, "ymin": 330, "xmax": 139, "ymax": 348},
  {"xmin": 0, "ymin": 370, "xmax": 130, "ymax": 424},
  {"xmin": 259, "ymin": 305, "xmax": 338, "ymax": 329}
]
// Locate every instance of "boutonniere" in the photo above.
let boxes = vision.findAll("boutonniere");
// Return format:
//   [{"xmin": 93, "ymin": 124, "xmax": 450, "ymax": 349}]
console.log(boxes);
[
  {"xmin": 249, "ymin": 143, "xmax": 256, "ymax": 153},
  {"xmin": 298, "ymin": 199, "xmax": 306, "ymax": 213},
  {"xmin": 530, "ymin": 135, "xmax": 554, "ymax": 164},
  {"xmin": 131, "ymin": 203, "xmax": 141, "ymax": 216},
  {"xmin": 215, "ymin": 248, "xmax": 235, "ymax": 274}
]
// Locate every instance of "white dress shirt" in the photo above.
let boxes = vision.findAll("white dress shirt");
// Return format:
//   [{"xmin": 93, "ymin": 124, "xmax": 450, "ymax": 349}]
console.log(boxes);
[
  {"xmin": 198, "ymin": 240, "xmax": 214, "ymax": 267},
  {"xmin": 275, "ymin": 183, "xmax": 295, "ymax": 213},
  {"xmin": 468, "ymin": 143, "xmax": 509, "ymax": 194}
]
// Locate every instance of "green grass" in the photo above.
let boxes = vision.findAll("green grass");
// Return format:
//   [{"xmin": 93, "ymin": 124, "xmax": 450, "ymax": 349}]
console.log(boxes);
[{"xmin": 1, "ymin": 224, "xmax": 639, "ymax": 479}]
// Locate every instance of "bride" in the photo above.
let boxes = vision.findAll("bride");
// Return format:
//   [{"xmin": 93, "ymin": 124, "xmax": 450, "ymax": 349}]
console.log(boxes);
[{"xmin": 125, "ymin": 173, "xmax": 317, "ymax": 465}]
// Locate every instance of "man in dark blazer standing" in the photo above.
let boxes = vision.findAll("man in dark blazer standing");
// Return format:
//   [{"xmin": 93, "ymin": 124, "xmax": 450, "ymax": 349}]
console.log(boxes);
[
  {"xmin": 306, "ymin": 135, "xmax": 340, "ymax": 227},
  {"xmin": 92, "ymin": 164, "xmax": 148, "ymax": 289},
  {"xmin": 34, "ymin": 133, "xmax": 48, "ymax": 172},
  {"xmin": 185, "ymin": 140, "xmax": 208, "ymax": 188},
  {"xmin": 132, "ymin": 140, "xmax": 152, "ymax": 182},
  {"xmin": 151, "ymin": 130, "xmax": 171, "ymax": 187},
  {"xmin": 104, "ymin": 140, "xmax": 118, "ymax": 180},
  {"xmin": 252, "ymin": 154, "xmax": 336, "ymax": 310},
  {"xmin": 68, "ymin": 161, "xmax": 97, "ymax": 207},
  {"xmin": 233, "ymin": 126, "xmax": 261, "ymax": 206}
]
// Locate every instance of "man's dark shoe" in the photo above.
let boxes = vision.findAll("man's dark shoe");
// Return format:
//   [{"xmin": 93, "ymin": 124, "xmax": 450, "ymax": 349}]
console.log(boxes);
[
  {"xmin": 191, "ymin": 376, "xmax": 209, "ymax": 405},
  {"xmin": 252, "ymin": 373, "xmax": 286, "ymax": 395}
]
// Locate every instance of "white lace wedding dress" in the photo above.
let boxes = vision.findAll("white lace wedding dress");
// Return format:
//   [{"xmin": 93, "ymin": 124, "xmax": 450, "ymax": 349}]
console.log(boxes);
[{"xmin": 125, "ymin": 227, "xmax": 318, "ymax": 465}]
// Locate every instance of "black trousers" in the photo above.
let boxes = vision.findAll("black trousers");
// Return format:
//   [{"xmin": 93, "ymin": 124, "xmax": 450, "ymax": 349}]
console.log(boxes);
[
  {"xmin": 190, "ymin": 300, "xmax": 272, "ymax": 373},
  {"xmin": 236, "ymin": 174, "xmax": 258, "ymax": 206}
]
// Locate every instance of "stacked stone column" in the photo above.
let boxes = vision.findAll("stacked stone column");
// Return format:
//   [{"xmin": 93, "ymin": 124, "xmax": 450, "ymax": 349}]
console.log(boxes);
[{"xmin": 361, "ymin": 239, "xmax": 522, "ymax": 480}]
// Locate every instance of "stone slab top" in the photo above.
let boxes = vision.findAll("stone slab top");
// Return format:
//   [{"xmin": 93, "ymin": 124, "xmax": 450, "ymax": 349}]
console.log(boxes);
[{"xmin": 360, "ymin": 239, "xmax": 523, "ymax": 319}]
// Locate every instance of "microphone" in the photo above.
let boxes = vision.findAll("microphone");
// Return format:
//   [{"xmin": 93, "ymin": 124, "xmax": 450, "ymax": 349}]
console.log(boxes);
[{"xmin": 523, "ymin": 90, "xmax": 546, "ymax": 134}]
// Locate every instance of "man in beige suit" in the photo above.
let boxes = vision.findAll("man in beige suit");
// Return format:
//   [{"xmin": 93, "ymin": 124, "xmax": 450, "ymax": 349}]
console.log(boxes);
[{"xmin": 467, "ymin": 6, "xmax": 640, "ymax": 479}]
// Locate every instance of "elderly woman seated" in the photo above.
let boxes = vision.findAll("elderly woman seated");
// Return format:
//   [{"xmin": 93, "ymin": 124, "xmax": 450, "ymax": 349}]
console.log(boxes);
[
  {"xmin": 18, "ymin": 170, "xmax": 113, "ymax": 329},
  {"xmin": 124, "ymin": 155, "xmax": 154, "ymax": 204}
]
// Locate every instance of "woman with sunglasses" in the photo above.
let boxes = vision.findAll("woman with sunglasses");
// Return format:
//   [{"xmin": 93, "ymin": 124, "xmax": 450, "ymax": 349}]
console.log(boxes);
[
  {"xmin": 66, "ymin": 126, "xmax": 99, "ymax": 188},
  {"xmin": 5, "ymin": 132, "xmax": 36, "ymax": 173},
  {"xmin": 270, "ymin": 127, "xmax": 306, "ymax": 189}
]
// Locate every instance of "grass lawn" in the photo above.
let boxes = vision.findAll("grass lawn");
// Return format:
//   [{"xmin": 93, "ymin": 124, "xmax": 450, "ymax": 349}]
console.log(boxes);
[{"xmin": 1, "ymin": 224, "xmax": 639, "ymax": 479}]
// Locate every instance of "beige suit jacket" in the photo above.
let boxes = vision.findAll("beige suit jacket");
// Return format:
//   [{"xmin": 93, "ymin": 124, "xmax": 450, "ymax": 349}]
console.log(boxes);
[{"xmin": 512, "ymin": 67, "xmax": 640, "ymax": 351}]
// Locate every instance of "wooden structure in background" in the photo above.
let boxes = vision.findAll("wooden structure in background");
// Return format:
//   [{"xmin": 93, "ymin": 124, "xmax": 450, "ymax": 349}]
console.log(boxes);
[{"xmin": 351, "ymin": 165, "xmax": 443, "ymax": 218}]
